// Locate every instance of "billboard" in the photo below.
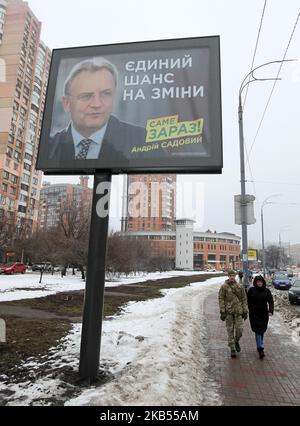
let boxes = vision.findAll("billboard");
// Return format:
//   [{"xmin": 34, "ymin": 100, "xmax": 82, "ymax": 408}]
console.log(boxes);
[
  {"xmin": 248, "ymin": 249, "xmax": 258, "ymax": 262},
  {"xmin": 36, "ymin": 36, "xmax": 223, "ymax": 175}
]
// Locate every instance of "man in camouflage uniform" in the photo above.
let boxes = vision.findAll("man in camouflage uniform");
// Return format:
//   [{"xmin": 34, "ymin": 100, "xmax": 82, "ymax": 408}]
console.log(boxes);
[{"xmin": 218, "ymin": 270, "xmax": 248, "ymax": 358}]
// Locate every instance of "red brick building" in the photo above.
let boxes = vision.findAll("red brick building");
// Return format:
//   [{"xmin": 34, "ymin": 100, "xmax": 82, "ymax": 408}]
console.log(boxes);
[{"xmin": 124, "ymin": 229, "xmax": 241, "ymax": 271}]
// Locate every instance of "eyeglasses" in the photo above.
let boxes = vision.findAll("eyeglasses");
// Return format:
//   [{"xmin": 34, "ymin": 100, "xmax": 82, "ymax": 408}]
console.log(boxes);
[{"xmin": 67, "ymin": 90, "xmax": 114, "ymax": 103}]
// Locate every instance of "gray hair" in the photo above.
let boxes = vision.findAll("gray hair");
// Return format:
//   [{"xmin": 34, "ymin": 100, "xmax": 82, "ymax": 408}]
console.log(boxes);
[{"xmin": 63, "ymin": 57, "xmax": 118, "ymax": 96}]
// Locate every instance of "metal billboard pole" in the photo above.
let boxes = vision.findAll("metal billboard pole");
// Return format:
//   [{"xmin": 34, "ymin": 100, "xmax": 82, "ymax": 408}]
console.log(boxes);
[{"xmin": 79, "ymin": 173, "xmax": 112, "ymax": 382}]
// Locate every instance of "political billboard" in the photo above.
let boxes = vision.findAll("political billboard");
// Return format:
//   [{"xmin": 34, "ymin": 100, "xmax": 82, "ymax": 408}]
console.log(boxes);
[
  {"xmin": 36, "ymin": 36, "xmax": 223, "ymax": 175},
  {"xmin": 248, "ymin": 249, "xmax": 258, "ymax": 262}
]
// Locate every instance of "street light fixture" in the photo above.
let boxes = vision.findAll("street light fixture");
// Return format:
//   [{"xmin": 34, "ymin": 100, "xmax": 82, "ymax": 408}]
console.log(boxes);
[
  {"xmin": 238, "ymin": 58, "xmax": 298, "ymax": 289},
  {"xmin": 261, "ymin": 194, "xmax": 282, "ymax": 278}
]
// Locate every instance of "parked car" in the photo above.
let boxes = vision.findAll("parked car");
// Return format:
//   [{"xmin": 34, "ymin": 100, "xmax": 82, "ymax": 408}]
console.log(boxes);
[
  {"xmin": 0, "ymin": 263, "xmax": 27, "ymax": 275},
  {"xmin": 31, "ymin": 263, "xmax": 52, "ymax": 272},
  {"xmin": 288, "ymin": 278, "xmax": 300, "ymax": 304},
  {"xmin": 272, "ymin": 273, "xmax": 291, "ymax": 290}
]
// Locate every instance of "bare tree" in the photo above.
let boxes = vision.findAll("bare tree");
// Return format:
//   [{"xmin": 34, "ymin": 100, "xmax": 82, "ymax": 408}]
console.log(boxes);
[
  {"xmin": 0, "ymin": 209, "xmax": 16, "ymax": 262},
  {"xmin": 265, "ymin": 245, "xmax": 288, "ymax": 269}
]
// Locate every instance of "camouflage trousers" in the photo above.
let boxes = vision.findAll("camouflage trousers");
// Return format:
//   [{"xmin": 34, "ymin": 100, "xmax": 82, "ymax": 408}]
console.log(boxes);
[{"xmin": 225, "ymin": 314, "xmax": 244, "ymax": 350}]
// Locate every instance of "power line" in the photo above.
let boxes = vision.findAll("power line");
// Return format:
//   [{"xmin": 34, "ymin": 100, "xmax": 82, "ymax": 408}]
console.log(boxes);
[
  {"xmin": 248, "ymin": 11, "xmax": 300, "ymax": 158},
  {"xmin": 243, "ymin": 0, "xmax": 268, "ymax": 108}
]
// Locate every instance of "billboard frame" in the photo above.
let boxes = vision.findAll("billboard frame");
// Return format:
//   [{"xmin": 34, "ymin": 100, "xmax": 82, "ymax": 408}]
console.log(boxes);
[{"xmin": 36, "ymin": 35, "xmax": 223, "ymax": 175}]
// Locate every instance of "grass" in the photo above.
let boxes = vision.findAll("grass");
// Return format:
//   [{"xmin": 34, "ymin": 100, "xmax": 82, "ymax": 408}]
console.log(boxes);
[{"xmin": 0, "ymin": 319, "xmax": 71, "ymax": 376}]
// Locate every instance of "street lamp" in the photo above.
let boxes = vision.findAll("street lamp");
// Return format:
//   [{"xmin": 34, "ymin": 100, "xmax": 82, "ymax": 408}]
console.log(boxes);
[
  {"xmin": 238, "ymin": 58, "xmax": 298, "ymax": 289},
  {"xmin": 261, "ymin": 194, "xmax": 282, "ymax": 278}
]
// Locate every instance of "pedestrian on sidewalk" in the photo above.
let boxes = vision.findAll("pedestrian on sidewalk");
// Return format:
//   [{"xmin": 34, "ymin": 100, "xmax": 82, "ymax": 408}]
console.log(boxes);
[
  {"xmin": 247, "ymin": 275, "xmax": 274, "ymax": 359},
  {"xmin": 218, "ymin": 270, "xmax": 248, "ymax": 358}
]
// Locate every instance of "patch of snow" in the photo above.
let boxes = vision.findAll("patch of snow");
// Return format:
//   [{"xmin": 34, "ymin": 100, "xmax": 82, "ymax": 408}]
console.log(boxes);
[
  {"xmin": 0, "ymin": 276, "xmax": 223, "ymax": 406},
  {"xmin": 0, "ymin": 270, "xmax": 223, "ymax": 302}
]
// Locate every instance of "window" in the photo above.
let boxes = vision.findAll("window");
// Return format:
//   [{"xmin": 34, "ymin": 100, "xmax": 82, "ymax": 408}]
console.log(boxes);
[
  {"xmin": 13, "ymin": 163, "xmax": 19, "ymax": 171},
  {"xmin": 21, "ymin": 183, "xmax": 29, "ymax": 192},
  {"xmin": 10, "ymin": 187, "xmax": 16, "ymax": 195},
  {"xmin": 0, "ymin": 196, "xmax": 6, "ymax": 205},
  {"xmin": 16, "ymin": 79, "xmax": 22, "ymax": 90},
  {"xmin": 20, "ymin": 194, "xmax": 28, "ymax": 203},
  {"xmin": 18, "ymin": 205, "xmax": 26, "ymax": 213},
  {"xmin": 17, "ymin": 127, "xmax": 24, "ymax": 139},
  {"xmin": 33, "ymin": 177, "xmax": 38, "ymax": 186},
  {"xmin": 14, "ymin": 151, "xmax": 21, "ymax": 162},
  {"xmin": 22, "ymin": 173, "xmax": 30, "ymax": 183},
  {"xmin": 13, "ymin": 101, "xmax": 19, "ymax": 112},
  {"xmin": 23, "ymin": 162, "xmax": 31, "ymax": 171},
  {"xmin": 20, "ymin": 107, "xmax": 27, "ymax": 118},
  {"xmin": 10, "ymin": 175, "xmax": 18, "ymax": 184},
  {"xmin": 31, "ymin": 103, "xmax": 39, "ymax": 114},
  {"xmin": 24, "ymin": 153, "xmax": 32, "ymax": 161},
  {"xmin": 3, "ymin": 171, "xmax": 9, "ymax": 180},
  {"xmin": 16, "ymin": 140, "xmax": 23, "ymax": 149},
  {"xmin": 6, "ymin": 147, "xmax": 13, "ymax": 158},
  {"xmin": 2, "ymin": 183, "xmax": 7, "ymax": 192}
]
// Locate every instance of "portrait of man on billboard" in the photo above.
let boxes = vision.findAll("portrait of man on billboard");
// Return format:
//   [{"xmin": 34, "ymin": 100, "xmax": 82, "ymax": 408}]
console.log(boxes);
[{"xmin": 48, "ymin": 58, "xmax": 147, "ymax": 162}]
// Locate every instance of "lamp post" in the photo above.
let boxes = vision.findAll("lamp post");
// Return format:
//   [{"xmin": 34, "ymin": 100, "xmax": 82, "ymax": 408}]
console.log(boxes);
[
  {"xmin": 238, "ymin": 58, "xmax": 298, "ymax": 289},
  {"xmin": 261, "ymin": 194, "xmax": 282, "ymax": 278}
]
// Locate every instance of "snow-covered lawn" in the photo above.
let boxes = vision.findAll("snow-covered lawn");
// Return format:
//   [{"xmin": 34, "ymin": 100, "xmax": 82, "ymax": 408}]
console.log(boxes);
[
  {"xmin": 0, "ymin": 276, "xmax": 223, "ymax": 406},
  {"xmin": 0, "ymin": 270, "xmax": 220, "ymax": 302}
]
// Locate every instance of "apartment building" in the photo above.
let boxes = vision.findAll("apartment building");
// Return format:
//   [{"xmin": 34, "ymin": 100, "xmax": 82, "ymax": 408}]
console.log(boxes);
[
  {"xmin": 38, "ymin": 177, "xmax": 92, "ymax": 230},
  {"xmin": 125, "ymin": 174, "xmax": 176, "ymax": 232},
  {"xmin": 0, "ymin": 0, "xmax": 51, "ymax": 235}
]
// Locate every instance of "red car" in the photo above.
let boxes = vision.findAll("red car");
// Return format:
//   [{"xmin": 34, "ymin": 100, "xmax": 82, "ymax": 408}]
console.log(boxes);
[{"xmin": 0, "ymin": 262, "xmax": 27, "ymax": 275}]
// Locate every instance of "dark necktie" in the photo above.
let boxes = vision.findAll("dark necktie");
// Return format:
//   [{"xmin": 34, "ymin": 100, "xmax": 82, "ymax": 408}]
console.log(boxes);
[{"xmin": 76, "ymin": 139, "xmax": 92, "ymax": 160}]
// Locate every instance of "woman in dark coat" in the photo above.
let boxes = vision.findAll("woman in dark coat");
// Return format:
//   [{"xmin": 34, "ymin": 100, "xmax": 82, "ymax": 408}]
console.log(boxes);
[{"xmin": 247, "ymin": 275, "xmax": 274, "ymax": 359}]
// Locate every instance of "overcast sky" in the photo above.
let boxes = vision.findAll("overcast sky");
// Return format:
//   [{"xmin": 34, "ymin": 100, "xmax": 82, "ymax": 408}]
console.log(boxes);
[{"xmin": 27, "ymin": 0, "xmax": 300, "ymax": 245}]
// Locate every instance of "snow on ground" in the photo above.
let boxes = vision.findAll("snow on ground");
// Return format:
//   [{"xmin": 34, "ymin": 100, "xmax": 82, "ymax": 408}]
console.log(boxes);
[
  {"xmin": 0, "ymin": 276, "xmax": 223, "ymax": 406},
  {"xmin": 0, "ymin": 270, "xmax": 220, "ymax": 302},
  {"xmin": 269, "ymin": 287, "xmax": 300, "ymax": 344}
]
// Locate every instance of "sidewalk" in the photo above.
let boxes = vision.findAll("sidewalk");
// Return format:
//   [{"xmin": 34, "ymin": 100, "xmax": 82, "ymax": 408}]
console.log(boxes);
[{"xmin": 204, "ymin": 293, "xmax": 300, "ymax": 406}]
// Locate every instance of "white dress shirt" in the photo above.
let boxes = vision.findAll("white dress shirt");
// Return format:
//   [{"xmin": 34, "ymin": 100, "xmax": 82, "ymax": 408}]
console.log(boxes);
[{"xmin": 71, "ymin": 123, "xmax": 108, "ymax": 159}]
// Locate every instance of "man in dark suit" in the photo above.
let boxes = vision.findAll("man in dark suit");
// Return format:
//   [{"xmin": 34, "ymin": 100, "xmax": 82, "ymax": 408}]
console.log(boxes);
[{"xmin": 48, "ymin": 58, "xmax": 147, "ymax": 163}]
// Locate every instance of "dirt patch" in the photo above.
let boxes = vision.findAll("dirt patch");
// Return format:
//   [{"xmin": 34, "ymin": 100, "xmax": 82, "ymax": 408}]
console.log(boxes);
[{"xmin": 0, "ymin": 318, "xmax": 70, "ymax": 377}]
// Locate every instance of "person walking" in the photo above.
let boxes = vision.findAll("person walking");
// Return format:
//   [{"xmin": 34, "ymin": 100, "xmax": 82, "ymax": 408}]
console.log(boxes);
[
  {"xmin": 247, "ymin": 275, "xmax": 274, "ymax": 359},
  {"xmin": 219, "ymin": 270, "xmax": 248, "ymax": 358}
]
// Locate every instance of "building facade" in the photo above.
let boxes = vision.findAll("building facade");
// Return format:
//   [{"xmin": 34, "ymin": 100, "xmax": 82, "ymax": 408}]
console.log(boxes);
[
  {"xmin": 124, "ymin": 174, "xmax": 176, "ymax": 232},
  {"xmin": 124, "ymin": 228, "xmax": 241, "ymax": 271},
  {"xmin": 38, "ymin": 177, "xmax": 92, "ymax": 230},
  {"xmin": 0, "ymin": 0, "xmax": 50, "ymax": 235},
  {"xmin": 175, "ymin": 219, "xmax": 195, "ymax": 270}
]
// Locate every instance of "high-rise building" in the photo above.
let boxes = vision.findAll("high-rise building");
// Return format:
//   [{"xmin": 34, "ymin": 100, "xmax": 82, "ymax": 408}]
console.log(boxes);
[
  {"xmin": 0, "ymin": 0, "xmax": 51, "ymax": 236},
  {"xmin": 125, "ymin": 174, "xmax": 176, "ymax": 232},
  {"xmin": 38, "ymin": 177, "xmax": 92, "ymax": 230}
]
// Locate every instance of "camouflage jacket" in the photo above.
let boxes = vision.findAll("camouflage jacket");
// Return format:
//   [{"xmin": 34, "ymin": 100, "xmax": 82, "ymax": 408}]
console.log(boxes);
[{"xmin": 218, "ymin": 279, "xmax": 248, "ymax": 315}]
